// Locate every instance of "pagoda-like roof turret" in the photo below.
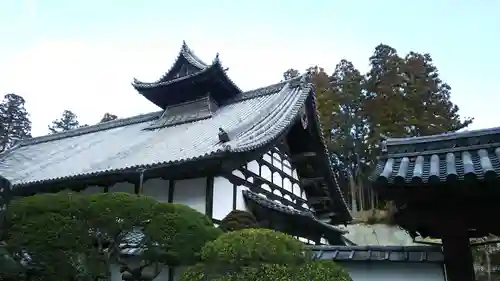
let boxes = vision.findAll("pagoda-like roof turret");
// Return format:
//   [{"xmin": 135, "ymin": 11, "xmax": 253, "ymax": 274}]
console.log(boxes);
[{"xmin": 132, "ymin": 41, "xmax": 241, "ymax": 109}]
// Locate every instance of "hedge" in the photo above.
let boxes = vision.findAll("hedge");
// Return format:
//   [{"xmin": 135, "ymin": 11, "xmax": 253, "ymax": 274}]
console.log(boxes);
[
  {"xmin": 201, "ymin": 228, "xmax": 308, "ymax": 267},
  {"xmin": 218, "ymin": 210, "xmax": 258, "ymax": 232},
  {"xmin": 180, "ymin": 228, "xmax": 353, "ymax": 281}
]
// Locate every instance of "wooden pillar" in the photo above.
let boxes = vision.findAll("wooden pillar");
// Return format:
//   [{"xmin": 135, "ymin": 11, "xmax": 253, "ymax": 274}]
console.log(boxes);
[{"xmin": 441, "ymin": 217, "xmax": 475, "ymax": 281}]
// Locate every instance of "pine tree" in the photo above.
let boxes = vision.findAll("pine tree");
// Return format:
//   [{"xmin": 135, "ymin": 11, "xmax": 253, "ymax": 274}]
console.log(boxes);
[
  {"xmin": 0, "ymin": 94, "xmax": 32, "ymax": 152},
  {"xmin": 48, "ymin": 110, "xmax": 80, "ymax": 134},
  {"xmin": 99, "ymin": 113, "xmax": 118, "ymax": 123}
]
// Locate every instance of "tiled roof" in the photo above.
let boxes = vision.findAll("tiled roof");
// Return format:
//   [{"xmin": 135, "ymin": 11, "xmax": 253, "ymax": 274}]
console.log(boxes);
[
  {"xmin": 146, "ymin": 96, "xmax": 218, "ymax": 130},
  {"xmin": 132, "ymin": 42, "xmax": 241, "ymax": 95},
  {"xmin": 311, "ymin": 245, "xmax": 444, "ymax": 263},
  {"xmin": 372, "ymin": 127, "xmax": 500, "ymax": 185},
  {"xmin": 0, "ymin": 75, "xmax": 311, "ymax": 186},
  {"xmin": 242, "ymin": 189, "xmax": 347, "ymax": 234}
]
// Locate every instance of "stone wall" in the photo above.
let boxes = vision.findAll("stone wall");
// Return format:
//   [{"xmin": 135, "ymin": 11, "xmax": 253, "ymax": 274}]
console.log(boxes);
[{"xmin": 339, "ymin": 224, "xmax": 419, "ymax": 246}]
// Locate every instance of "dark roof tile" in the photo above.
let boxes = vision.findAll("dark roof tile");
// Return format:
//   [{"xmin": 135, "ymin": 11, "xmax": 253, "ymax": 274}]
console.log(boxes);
[
  {"xmin": 311, "ymin": 245, "xmax": 443, "ymax": 263},
  {"xmin": 242, "ymin": 189, "xmax": 347, "ymax": 234},
  {"xmin": 372, "ymin": 128, "xmax": 500, "ymax": 185}
]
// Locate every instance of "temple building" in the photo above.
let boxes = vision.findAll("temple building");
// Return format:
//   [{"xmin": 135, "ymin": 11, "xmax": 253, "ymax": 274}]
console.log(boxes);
[{"xmin": 0, "ymin": 41, "xmax": 352, "ymax": 245}]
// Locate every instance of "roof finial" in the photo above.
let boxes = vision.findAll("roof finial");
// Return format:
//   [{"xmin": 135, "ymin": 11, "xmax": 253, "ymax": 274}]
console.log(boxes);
[
  {"xmin": 218, "ymin": 127, "xmax": 230, "ymax": 142},
  {"xmin": 212, "ymin": 53, "xmax": 220, "ymax": 64},
  {"xmin": 182, "ymin": 40, "xmax": 189, "ymax": 51}
]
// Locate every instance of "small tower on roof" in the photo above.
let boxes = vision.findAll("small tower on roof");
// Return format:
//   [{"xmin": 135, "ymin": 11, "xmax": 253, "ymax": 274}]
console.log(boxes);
[{"xmin": 132, "ymin": 41, "xmax": 241, "ymax": 109}]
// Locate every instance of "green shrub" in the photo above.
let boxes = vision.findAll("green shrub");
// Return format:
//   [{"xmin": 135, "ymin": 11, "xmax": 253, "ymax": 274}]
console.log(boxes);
[
  {"xmin": 4, "ymin": 192, "xmax": 223, "ymax": 280},
  {"xmin": 6, "ymin": 192, "xmax": 86, "ymax": 225},
  {"xmin": 180, "ymin": 228, "xmax": 353, "ymax": 281},
  {"xmin": 179, "ymin": 260, "xmax": 353, "ymax": 281},
  {"xmin": 144, "ymin": 203, "xmax": 222, "ymax": 265},
  {"xmin": 295, "ymin": 260, "xmax": 353, "ymax": 281},
  {"xmin": 179, "ymin": 263, "xmax": 293, "ymax": 281},
  {"xmin": 219, "ymin": 210, "xmax": 258, "ymax": 232},
  {"xmin": 201, "ymin": 228, "xmax": 308, "ymax": 267}
]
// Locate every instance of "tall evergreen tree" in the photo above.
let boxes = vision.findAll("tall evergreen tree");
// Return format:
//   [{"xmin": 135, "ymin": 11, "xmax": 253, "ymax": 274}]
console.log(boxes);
[
  {"xmin": 99, "ymin": 113, "xmax": 118, "ymax": 123},
  {"xmin": 48, "ymin": 110, "xmax": 80, "ymax": 134},
  {"xmin": 0, "ymin": 94, "xmax": 32, "ymax": 152},
  {"xmin": 364, "ymin": 44, "xmax": 473, "ymax": 140},
  {"xmin": 328, "ymin": 60, "xmax": 371, "ymax": 211},
  {"xmin": 284, "ymin": 45, "xmax": 473, "ymax": 212},
  {"xmin": 364, "ymin": 44, "xmax": 409, "ymax": 140},
  {"xmin": 402, "ymin": 52, "xmax": 473, "ymax": 135}
]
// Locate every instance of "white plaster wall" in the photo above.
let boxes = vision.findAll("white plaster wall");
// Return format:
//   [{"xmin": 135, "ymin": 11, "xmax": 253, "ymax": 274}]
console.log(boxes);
[
  {"xmin": 142, "ymin": 178, "xmax": 170, "ymax": 203},
  {"xmin": 212, "ymin": 176, "xmax": 234, "ymax": 220},
  {"xmin": 79, "ymin": 185, "xmax": 104, "ymax": 194},
  {"xmin": 76, "ymin": 177, "xmax": 209, "ymax": 216},
  {"xmin": 235, "ymin": 184, "xmax": 249, "ymax": 211},
  {"xmin": 246, "ymin": 148, "xmax": 309, "ymax": 209},
  {"xmin": 339, "ymin": 262, "xmax": 445, "ymax": 281},
  {"xmin": 107, "ymin": 179, "xmax": 170, "ymax": 203},
  {"xmin": 173, "ymin": 178, "xmax": 206, "ymax": 214},
  {"xmin": 110, "ymin": 182, "xmax": 135, "ymax": 193}
]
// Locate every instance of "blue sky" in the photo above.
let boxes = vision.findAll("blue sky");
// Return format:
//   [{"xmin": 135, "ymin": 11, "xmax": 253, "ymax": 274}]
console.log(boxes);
[{"xmin": 0, "ymin": 0, "xmax": 498, "ymax": 136}]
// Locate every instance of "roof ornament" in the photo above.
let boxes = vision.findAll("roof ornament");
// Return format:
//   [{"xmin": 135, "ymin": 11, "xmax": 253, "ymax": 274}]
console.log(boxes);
[
  {"xmin": 218, "ymin": 128, "xmax": 230, "ymax": 142},
  {"xmin": 212, "ymin": 53, "xmax": 220, "ymax": 64},
  {"xmin": 181, "ymin": 40, "xmax": 189, "ymax": 51}
]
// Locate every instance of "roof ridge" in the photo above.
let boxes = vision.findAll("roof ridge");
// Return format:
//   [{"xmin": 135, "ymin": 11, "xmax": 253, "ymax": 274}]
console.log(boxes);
[
  {"xmin": 133, "ymin": 41, "xmax": 209, "ymax": 86},
  {"xmin": 386, "ymin": 127, "xmax": 500, "ymax": 146},
  {"xmin": 228, "ymin": 74, "xmax": 307, "ymax": 104},
  {"xmin": 180, "ymin": 40, "xmax": 209, "ymax": 69},
  {"xmin": 221, "ymin": 82, "xmax": 293, "ymax": 142},
  {"xmin": 309, "ymin": 245, "xmax": 442, "ymax": 252},
  {"xmin": 19, "ymin": 111, "xmax": 162, "ymax": 147}
]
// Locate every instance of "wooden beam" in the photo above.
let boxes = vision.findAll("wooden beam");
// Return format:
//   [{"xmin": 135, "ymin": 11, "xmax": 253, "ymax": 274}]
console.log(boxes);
[
  {"xmin": 442, "ymin": 217, "xmax": 475, "ymax": 281},
  {"xmin": 308, "ymin": 196, "xmax": 330, "ymax": 204},
  {"xmin": 291, "ymin": 152, "xmax": 317, "ymax": 163},
  {"xmin": 300, "ymin": 177, "xmax": 324, "ymax": 186}
]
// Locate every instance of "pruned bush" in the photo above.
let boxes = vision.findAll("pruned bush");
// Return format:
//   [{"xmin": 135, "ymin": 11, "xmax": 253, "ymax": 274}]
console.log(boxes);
[
  {"xmin": 179, "ymin": 263, "xmax": 292, "ymax": 281},
  {"xmin": 201, "ymin": 228, "xmax": 308, "ymax": 267},
  {"xmin": 218, "ymin": 210, "xmax": 258, "ymax": 232},
  {"xmin": 180, "ymin": 228, "xmax": 352, "ymax": 281},
  {"xmin": 295, "ymin": 260, "xmax": 353, "ymax": 281},
  {"xmin": 144, "ymin": 203, "xmax": 222, "ymax": 265},
  {"xmin": 4, "ymin": 192, "xmax": 222, "ymax": 280}
]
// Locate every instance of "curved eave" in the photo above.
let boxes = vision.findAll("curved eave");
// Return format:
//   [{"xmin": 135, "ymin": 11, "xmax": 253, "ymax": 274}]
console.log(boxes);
[
  {"xmin": 132, "ymin": 60, "xmax": 240, "ymax": 94},
  {"xmin": 179, "ymin": 41, "xmax": 209, "ymax": 70},
  {"xmin": 242, "ymin": 189, "xmax": 347, "ymax": 235},
  {"xmin": 210, "ymin": 59, "xmax": 242, "ymax": 94},
  {"xmin": 139, "ymin": 42, "xmax": 209, "ymax": 86},
  {"xmin": 308, "ymin": 86, "xmax": 352, "ymax": 222},
  {"xmin": 222, "ymin": 79, "xmax": 310, "ymax": 153},
  {"xmin": 132, "ymin": 65, "xmax": 212, "ymax": 90}
]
